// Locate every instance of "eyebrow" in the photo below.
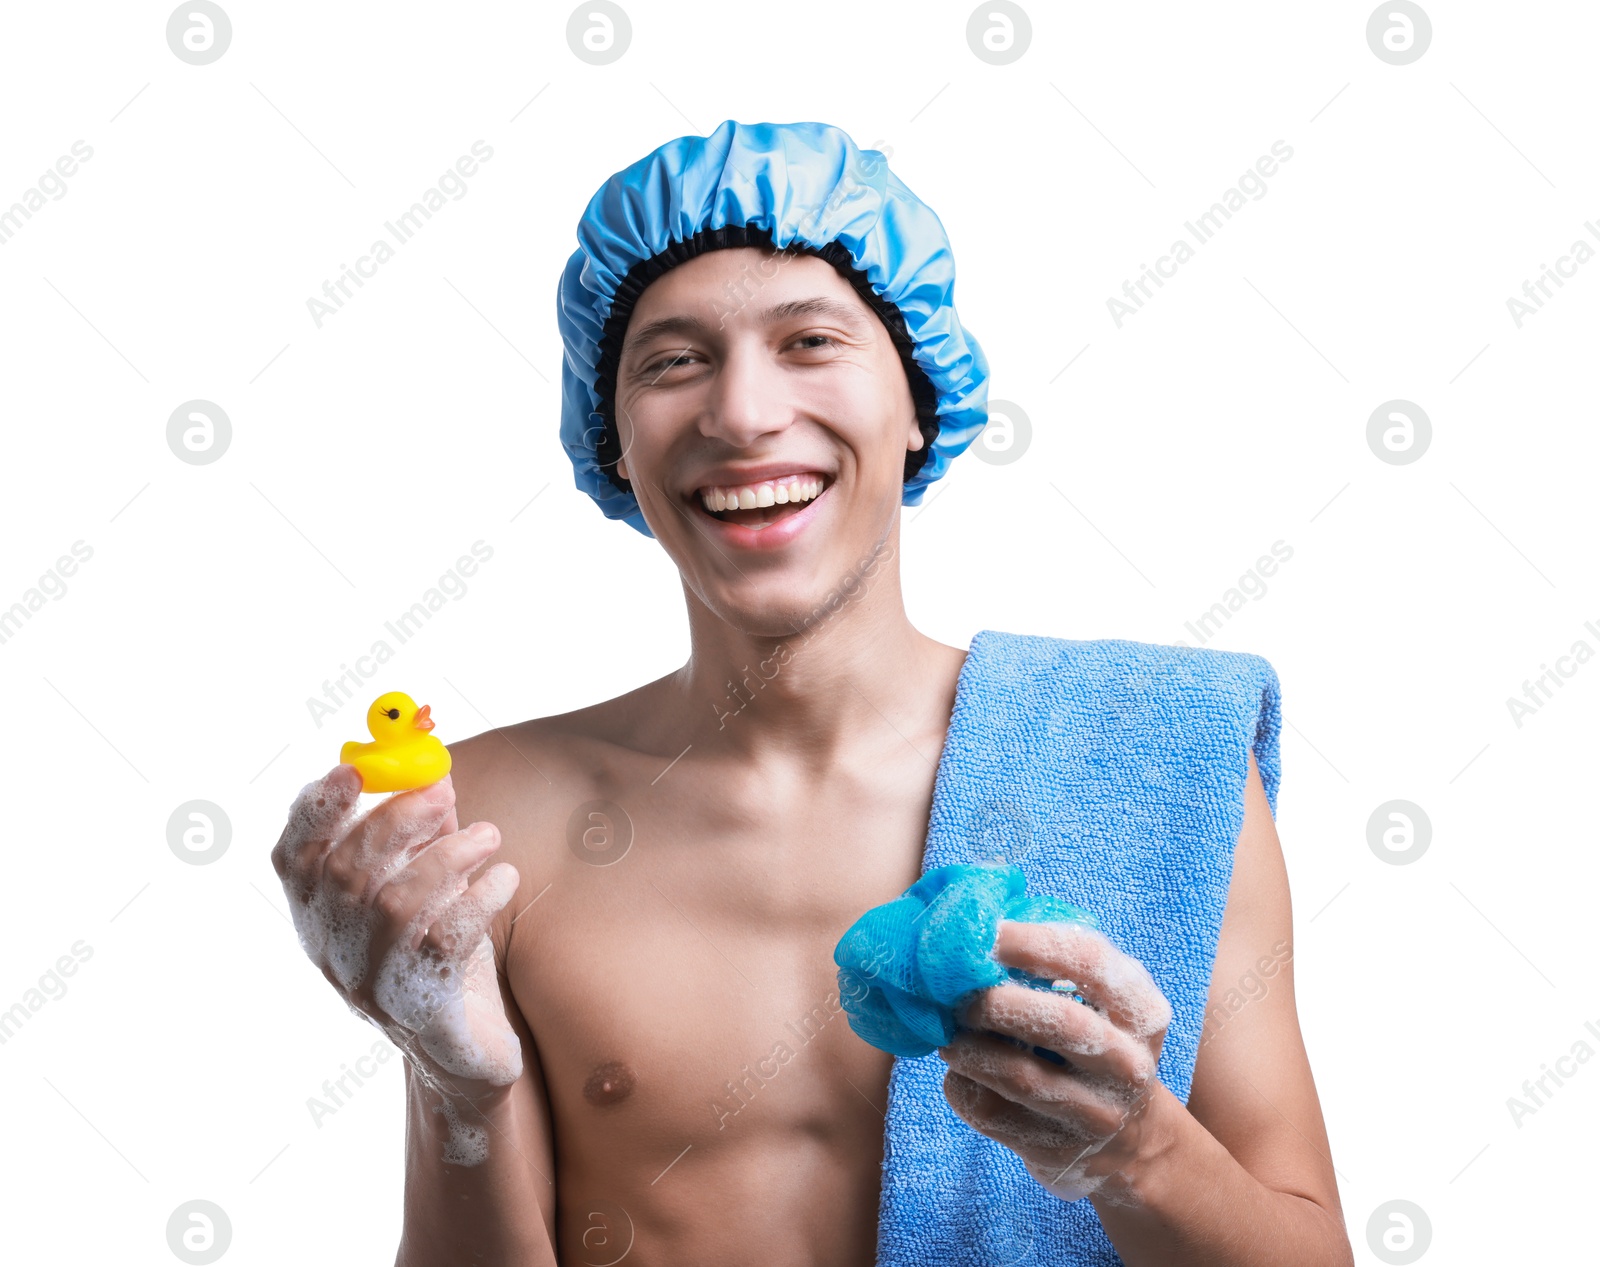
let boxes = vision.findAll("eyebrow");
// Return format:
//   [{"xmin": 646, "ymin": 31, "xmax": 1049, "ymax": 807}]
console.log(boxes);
[{"xmin": 623, "ymin": 297, "xmax": 872, "ymax": 361}]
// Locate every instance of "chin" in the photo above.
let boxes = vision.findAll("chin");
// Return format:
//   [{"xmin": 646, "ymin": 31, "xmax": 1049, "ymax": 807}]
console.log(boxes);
[
  {"xmin": 701, "ymin": 581, "xmax": 835, "ymax": 643},
  {"xmin": 697, "ymin": 542, "xmax": 886, "ymax": 643}
]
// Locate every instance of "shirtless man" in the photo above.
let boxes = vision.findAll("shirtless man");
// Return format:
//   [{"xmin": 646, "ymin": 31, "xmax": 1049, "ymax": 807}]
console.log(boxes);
[{"xmin": 272, "ymin": 124, "xmax": 1353, "ymax": 1266}]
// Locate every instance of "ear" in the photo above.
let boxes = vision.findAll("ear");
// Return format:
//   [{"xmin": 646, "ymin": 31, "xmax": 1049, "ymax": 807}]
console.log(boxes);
[
  {"xmin": 616, "ymin": 456, "xmax": 630, "ymax": 480},
  {"xmin": 906, "ymin": 417, "xmax": 925, "ymax": 454}
]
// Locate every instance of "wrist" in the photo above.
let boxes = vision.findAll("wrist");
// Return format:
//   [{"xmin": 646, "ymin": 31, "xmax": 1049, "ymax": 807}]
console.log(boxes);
[
  {"xmin": 406, "ymin": 1060, "xmax": 516, "ymax": 1128},
  {"xmin": 1092, "ymin": 1079, "xmax": 1191, "ymax": 1209}
]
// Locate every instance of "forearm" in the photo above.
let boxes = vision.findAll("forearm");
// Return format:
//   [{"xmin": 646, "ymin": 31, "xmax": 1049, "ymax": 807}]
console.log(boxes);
[
  {"xmin": 395, "ymin": 1067, "xmax": 557, "ymax": 1267},
  {"xmin": 1088, "ymin": 1083, "xmax": 1353, "ymax": 1267}
]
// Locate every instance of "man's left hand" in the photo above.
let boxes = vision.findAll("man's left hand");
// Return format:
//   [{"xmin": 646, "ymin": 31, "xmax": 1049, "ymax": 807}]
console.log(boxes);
[{"xmin": 938, "ymin": 918, "xmax": 1174, "ymax": 1203}]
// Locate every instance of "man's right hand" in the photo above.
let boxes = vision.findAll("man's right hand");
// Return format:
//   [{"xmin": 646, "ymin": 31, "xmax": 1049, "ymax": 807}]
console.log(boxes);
[{"xmin": 270, "ymin": 765, "xmax": 524, "ymax": 1106}]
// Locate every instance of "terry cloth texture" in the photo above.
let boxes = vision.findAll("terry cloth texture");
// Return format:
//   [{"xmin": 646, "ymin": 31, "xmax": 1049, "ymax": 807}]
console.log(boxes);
[{"xmin": 874, "ymin": 630, "xmax": 1282, "ymax": 1267}]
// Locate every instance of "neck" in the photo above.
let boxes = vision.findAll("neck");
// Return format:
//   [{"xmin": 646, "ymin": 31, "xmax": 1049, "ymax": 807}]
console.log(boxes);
[{"xmin": 671, "ymin": 535, "xmax": 957, "ymax": 768}]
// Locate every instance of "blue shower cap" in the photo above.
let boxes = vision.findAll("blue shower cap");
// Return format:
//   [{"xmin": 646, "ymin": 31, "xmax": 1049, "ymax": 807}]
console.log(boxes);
[
  {"xmin": 834, "ymin": 862, "xmax": 1098, "ymax": 1058},
  {"xmin": 555, "ymin": 118, "xmax": 991, "ymax": 537}
]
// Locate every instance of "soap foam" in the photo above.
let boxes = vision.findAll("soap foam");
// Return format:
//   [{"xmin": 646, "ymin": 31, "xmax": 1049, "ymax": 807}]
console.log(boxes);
[
  {"xmin": 964, "ymin": 983, "xmax": 1160, "ymax": 1097},
  {"xmin": 1023, "ymin": 922, "xmax": 1173, "ymax": 1040},
  {"xmin": 279, "ymin": 775, "xmax": 523, "ymax": 1095},
  {"xmin": 287, "ymin": 777, "xmax": 356, "ymax": 838},
  {"xmin": 280, "ymin": 775, "xmax": 358, "ymax": 883},
  {"xmin": 949, "ymin": 1061, "xmax": 1128, "ymax": 1205},
  {"xmin": 943, "ymin": 1025, "xmax": 1160, "ymax": 1206},
  {"xmin": 388, "ymin": 863, "xmax": 470, "ymax": 952},
  {"xmin": 981, "ymin": 986, "xmax": 1112, "ymax": 1058},
  {"xmin": 289, "ymin": 877, "xmax": 380, "ymax": 992},
  {"xmin": 948, "ymin": 1039, "xmax": 1133, "ymax": 1136},
  {"xmin": 946, "ymin": 1063, "xmax": 1105, "ymax": 1155},
  {"xmin": 432, "ymin": 1091, "xmax": 489, "ymax": 1167},
  {"xmin": 346, "ymin": 797, "xmax": 456, "ymax": 904},
  {"xmin": 371, "ymin": 864, "xmax": 523, "ymax": 1086},
  {"xmin": 1026, "ymin": 1152, "xmax": 1110, "ymax": 1203}
]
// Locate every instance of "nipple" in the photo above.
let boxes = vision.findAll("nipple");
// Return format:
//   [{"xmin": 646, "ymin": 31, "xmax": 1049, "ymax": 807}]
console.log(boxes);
[{"xmin": 583, "ymin": 1060, "xmax": 636, "ymax": 1107}]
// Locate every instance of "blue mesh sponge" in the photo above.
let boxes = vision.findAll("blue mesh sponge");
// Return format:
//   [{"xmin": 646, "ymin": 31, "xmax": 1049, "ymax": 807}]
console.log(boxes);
[
  {"xmin": 555, "ymin": 118, "xmax": 991, "ymax": 538},
  {"xmin": 833, "ymin": 862, "xmax": 1097, "ymax": 1057}
]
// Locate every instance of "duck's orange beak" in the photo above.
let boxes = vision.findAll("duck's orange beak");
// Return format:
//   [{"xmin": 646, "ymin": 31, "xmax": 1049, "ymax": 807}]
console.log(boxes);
[{"xmin": 413, "ymin": 704, "xmax": 435, "ymax": 732}]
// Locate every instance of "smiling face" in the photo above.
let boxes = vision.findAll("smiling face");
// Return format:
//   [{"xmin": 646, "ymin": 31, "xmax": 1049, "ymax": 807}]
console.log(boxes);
[{"xmin": 612, "ymin": 246, "xmax": 923, "ymax": 637}]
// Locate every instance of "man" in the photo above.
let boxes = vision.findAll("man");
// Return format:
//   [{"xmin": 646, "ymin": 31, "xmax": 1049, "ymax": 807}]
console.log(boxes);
[{"xmin": 273, "ymin": 120, "xmax": 1352, "ymax": 1266}]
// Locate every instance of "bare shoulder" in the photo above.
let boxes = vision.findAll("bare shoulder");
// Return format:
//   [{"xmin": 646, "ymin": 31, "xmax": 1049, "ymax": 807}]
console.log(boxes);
[
  {"xmin": 440, "ymin": 678, "xmax": 672, "ymax": 954},
  {"xmin": 1187, "ymin": 748, "xmax": 1343, "ymax": 1215},
  {"xmin": 446, "ymin": 712, "xmax": 583, "ymax": 833},
  {"xmin": 446, "ymin": 676, "xmax": 668, "ymax": 819}
]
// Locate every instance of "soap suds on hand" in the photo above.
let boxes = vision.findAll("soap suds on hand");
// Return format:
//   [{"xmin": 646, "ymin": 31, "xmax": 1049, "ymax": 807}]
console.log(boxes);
[{"xmin": 277, "ymin": 774, "xmax": 522, "ymax": 1168}]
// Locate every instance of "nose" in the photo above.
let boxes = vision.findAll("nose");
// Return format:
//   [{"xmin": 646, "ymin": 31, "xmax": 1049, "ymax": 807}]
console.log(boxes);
[{"xmin": 698, "ymin": 338, "xmax": 794, "ymax": 448}]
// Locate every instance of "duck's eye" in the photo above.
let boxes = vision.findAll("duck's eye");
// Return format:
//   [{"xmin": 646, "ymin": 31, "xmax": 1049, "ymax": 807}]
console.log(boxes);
[{"xmin": 385, "ymin": 708, "xmax": 401, "ymax": 720}]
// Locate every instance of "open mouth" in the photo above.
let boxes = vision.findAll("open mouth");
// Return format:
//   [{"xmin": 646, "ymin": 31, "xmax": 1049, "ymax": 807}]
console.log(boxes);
[{"xmin": 693, "ymin": 473, "xmax": 832, "ymax": 530}]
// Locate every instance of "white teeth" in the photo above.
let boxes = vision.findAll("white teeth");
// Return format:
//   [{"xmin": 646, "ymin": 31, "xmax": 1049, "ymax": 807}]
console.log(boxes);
[{"xmin": 698, "ymin": 476, "xmax": 825, "ymax": 514}]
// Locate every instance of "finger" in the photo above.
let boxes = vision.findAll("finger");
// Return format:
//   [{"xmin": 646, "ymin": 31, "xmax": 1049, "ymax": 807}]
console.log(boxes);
[
  {"xmin": 992, "ymin": 920, "xmax": 1172, "ymax": 1040},
  {"xmin": 961, "ymin": 981, "xmax": 1156, "ymax": 1086},
  {"xmin": 940, "ymin": 1032, "xmax": 1132, "ymax": 1138},
  {"xmin": 422, "ymin": 861, "xmax": 520, "ymax": 964},
  {"xmin": 373, "ymin": 823, "xmax": 504, "ymax": 950},
  {"xmin": 402, "ymin": 799, "xmax": 463, "ymax": 901},
  {"xmin": 273, "ymin": 765, "xmax": 363, "ymax": 883},
  {"xmin": 942, "ymin": 1067, "xmax": 1104, "ymax": 1156},
  {"xmin": 323, "ymin": 775, "xmax": 457, "ymax": 902}
]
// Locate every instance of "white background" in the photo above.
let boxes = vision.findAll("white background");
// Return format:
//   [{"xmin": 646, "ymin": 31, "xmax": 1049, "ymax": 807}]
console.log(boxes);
[{"xmin": 1, "ymin": 1, "xmax": 1594, "ymax": 1263}]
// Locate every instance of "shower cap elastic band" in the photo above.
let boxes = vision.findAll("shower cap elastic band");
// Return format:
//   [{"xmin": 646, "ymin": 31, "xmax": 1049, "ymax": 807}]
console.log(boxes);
[{"xmin": 555, "ymin": 118, "xmax": 991, "ymax": 537}]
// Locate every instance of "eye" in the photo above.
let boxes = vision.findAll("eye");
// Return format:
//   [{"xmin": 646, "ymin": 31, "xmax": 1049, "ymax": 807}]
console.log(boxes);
[
  {"xmin": 644, "ymin": 351, "xmax": 695, "ymax": 375},
  {"xmin": 791, "ymin": 334, "xmax": 838, "ymax": 351},
  {"xmin": 385, "ymin": 708, "xmax": 400, "ymax": 720}
]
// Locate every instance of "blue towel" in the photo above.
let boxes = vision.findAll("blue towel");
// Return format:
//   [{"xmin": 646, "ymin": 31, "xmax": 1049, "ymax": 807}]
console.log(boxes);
[{"xmin": 874, "ymin": 630, "xmax": 1282, "ymax": 1267}]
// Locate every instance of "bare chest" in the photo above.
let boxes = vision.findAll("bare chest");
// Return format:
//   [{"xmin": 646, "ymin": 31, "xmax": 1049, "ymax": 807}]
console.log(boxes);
[{"xmin": 505, "ymin": 761, "xmax": 937, "ymax": 1262}]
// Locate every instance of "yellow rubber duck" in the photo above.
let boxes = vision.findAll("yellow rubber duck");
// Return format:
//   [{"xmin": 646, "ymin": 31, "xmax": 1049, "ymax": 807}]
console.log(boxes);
[{"xmin": 340, "ymin": 691, "xmax": 452, "ymax": 792}]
